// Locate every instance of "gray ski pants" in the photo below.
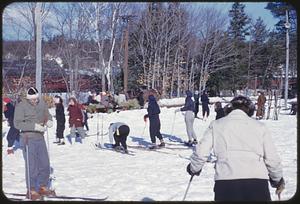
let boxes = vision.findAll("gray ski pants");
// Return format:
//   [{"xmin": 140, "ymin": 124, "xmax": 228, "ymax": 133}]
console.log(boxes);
[
  {"xmin": 184, "ymin": 110, "xmax": 197, "ymax": 141},
  {"xmin": 20, "ymin": 133, "xmax": 50, "ymax": 190},
  {"xmin": 70, "ymin": 125, "xmax": 86, "ymax": 138}
]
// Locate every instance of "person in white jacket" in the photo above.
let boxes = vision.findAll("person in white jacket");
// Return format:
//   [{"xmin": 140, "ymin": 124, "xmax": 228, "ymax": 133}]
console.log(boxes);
[{"xmin": 186, "ymin": 95, "xmax": 285, "ymax": 201}]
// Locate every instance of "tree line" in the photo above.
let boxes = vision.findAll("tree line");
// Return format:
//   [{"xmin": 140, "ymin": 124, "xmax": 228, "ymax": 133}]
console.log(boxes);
[{"xmin": 2, "ymin": 2, "xmax": 297, "ymax": 97}]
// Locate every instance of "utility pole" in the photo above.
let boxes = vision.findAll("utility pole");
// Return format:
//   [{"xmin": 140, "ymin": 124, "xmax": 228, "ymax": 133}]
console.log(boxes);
[
  {"xmin": 35, "ymin": 2, "xmax": 42, "ymax": 94},
  {"xmin": 284, "ymin": 9, "xmax": 290, "ymax": 109},
  {"xmin": 121, "ymin": 15, "xmax": 136, "ymax": 93}
]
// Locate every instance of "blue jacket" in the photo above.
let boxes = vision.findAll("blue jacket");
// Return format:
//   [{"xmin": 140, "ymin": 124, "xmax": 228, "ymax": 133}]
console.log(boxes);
[
  {"xmin": 145, "ymin": 95, "xmax": 160, "ymax": 121},
  {"xmin": 181, "ymin": 91, "xmax": 195, "ymax": 112}
]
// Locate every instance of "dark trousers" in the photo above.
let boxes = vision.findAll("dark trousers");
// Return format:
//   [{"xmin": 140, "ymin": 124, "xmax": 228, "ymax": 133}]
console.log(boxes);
[
  {"xmin": 56, "ymin": 124, "xmax": 65, "ymax": 139},
  {"xmin": 114, "ymin": 125, "xmax": 130, "ymax": 150},
  {"xmin": 195, "ymin": 102, "xmax": 199, "ymax": 117},
  {"xmin": 202, "ymin": 104, "xmax": 210, "ymax": 117},
  {"xmin": 149, "ymin": 119, "xmax": 163, "ymax": 143},
  {"xmin": 7, "ymin": 126, "xmax": 20, "ymax": 147},
  {"xmin": 214, "ymin": 179, "xmax": 271, "ymax": 201}
]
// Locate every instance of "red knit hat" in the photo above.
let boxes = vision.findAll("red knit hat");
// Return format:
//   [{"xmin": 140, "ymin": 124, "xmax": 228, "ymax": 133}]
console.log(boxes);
[{"xmin": 3, "ymin": 97, "xmax": 11, "ymax": 104}]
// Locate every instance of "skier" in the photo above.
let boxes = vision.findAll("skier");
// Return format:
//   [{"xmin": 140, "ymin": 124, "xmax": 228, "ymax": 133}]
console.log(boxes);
[
  {"xmin": 214, "ymin": 101, "xmax": 225, "ymax": 120},
  {"xmin": 256, "ymin": 91, "xmax": 266, "ymax": 120},
  {"xmin": 175, "ymin": 90, "xmax": 197, "ymax": 146},
  {"xmin": 67, "ymin": 97, "xmax": 86, "ymax": 142},
  {"xmin": 108, "ymin": 122, "xmax": 130, "ymax": 153},
  {"xmin": 53, "ymin": 95, "xmax": 65, "ymax": 145},
  {"xmin": 3, "ymin": 97, "xmax": 20, "ymax": 154},
  {"xmin": 14, "ymin": 87, "xmax": 55, "ymax": 200},
  {"xmin": 200, "ymin": 90, "xmax": 210, "ymax": 120},
  {"xmin": 144, "ymin": 95, "xmax": 165, "ymax": 149},
  {"xmin": 186, "ymin": 95, "xmax": 285, "ymax": 201},
  {"xmin": 194, "ymin": 90, "xmax": 200, "ymax": 118}
]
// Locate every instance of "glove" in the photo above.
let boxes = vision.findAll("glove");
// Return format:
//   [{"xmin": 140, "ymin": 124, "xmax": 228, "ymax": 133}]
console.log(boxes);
[
  {"xmin": 270, "ymin": 177, "xmax": 285, "ymax": 195},
  {"xmin": 46, "ymin": 120, "xmax": 53, "ymax": 128},
  {"xmin": 34, "ymin": 123, "xmax": 47, "ymax": 132},
  {"xmin": 186, "ymin": 163, "xmax": 201, "ymax": 176}
]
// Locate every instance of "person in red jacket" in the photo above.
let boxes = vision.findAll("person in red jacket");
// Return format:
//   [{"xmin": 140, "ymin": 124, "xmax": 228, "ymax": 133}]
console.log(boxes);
[{"xmin": 67, "ymin": 97, "xmax": 86, "ymax": 142}]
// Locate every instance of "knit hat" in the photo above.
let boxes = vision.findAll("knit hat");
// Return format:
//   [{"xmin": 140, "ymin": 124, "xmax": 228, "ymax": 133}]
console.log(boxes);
[
  {"xmin": 27, "ymin": 87, "xmax": 39, "ymax": 100},
  {"xmin": 3, "ymin": 97, "xmax": 11, "ymax": 104}
]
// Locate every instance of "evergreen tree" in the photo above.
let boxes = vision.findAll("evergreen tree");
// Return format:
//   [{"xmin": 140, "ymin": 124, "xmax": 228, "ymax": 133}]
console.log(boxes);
[{"xmin": 226, "ymin": 2, "xmax": 251, "ymax": 92}]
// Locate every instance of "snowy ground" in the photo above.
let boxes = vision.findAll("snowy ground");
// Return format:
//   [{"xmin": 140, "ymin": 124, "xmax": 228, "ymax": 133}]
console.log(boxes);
[{"xmin": 2, "ymin": 97, "xmax": 297, "ymax": 201}]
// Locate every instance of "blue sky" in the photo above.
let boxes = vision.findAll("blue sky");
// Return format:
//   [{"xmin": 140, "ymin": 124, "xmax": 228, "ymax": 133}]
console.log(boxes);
[{"xmin": 2, "ymin": 2, "xmax": 278, "ymax": 41}]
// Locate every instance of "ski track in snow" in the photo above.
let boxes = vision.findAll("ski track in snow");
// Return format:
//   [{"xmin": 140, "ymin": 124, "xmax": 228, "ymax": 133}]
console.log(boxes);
[{"xmin": 2, "ymin": 98, "xmax": 297, "ymax": 201}]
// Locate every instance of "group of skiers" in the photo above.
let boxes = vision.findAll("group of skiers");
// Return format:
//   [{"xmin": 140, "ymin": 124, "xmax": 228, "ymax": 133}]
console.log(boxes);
[{"xmin": 2, "ymin": 86, "xmax": 285, "ymax": 201}]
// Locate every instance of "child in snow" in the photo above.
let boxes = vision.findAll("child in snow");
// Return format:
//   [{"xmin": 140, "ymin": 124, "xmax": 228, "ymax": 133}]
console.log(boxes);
[
  {"xmin": 186, "ymin": 95, "xmax": 285, "ymax": 201},
  {"xmin": 200, "ymin": 90, "xmax": 210, "ymax": 120},
  {"xmin": 175, "ymin": 90, "xmax": 197, "ymax": 146},
  {"xmin": 144, "ymin": 95, "xmax": 165, "ymax": 149},
  {"xmin": 67, "ymin": 97, "xmax": 86, "ymax": 141},
  {"xmin": 54, "ymin": 95, "xmax": 66, "ymax": 145},
  {"xmin": 109, "ymin": 122, "xmax": 130, "ymax": 153},
  {"xmin": 3, "ymin": 97, "xmax": 20, "ymax": 154}
]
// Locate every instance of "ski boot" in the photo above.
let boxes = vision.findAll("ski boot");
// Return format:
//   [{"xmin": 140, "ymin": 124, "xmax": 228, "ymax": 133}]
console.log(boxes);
[
  {"xmin": 39, "ymin": 186, "xmax": 56, "ymax": 197},
  {"xmin": 26, "ymin": 188, "xmax": 42, "ymax": 200},
  {"xmin": 158, "ymin": 139, "xmax": 165, "ymax": 147},
  {"xmin": 7, "ymin": 147, "xmax": 14, "ymax": 155},
  {"xmin": 149, "ymin": 143, "xmax": 157, "ymax": 150},
  {"xmin": 114, "ymin": 146, "xmax": 123, "ymax": 152},
  {"xmin": 184, "ymin": 140, "xmax": 193, "ymax": 147},
  {"xmin": 53, "ymin": 139, "xmax": 60, "ymax": 144},
  {"xmin": 124, "ymin": 149, "xmax": 129, "ymax": 154}
]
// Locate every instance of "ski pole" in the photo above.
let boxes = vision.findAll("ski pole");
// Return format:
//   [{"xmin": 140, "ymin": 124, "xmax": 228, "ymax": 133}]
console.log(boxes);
[
  {"xmin": 46, "ymin": 127, "xmax": 54, "ymax": 190},
  {"xmin": 182, "ymin": 175, "xmax": 194, "ymax": 201},
  {"xmin": 96, "ymin": 112, "xmax": 99, "ymax": 145},
  {"xmin": 25, "ymin": 138, "xmax": 31, "ymax": 200},
  {"xmin": 141, "ymin": 121, "xmax": 147, "ymax": 137},
  {"xmin": 101, "ymin": 113, "xmax": 104, "ymax": 147},
  {"xmin": 170, "ymin": 112, "xmax": 176, "ymax": 137}
]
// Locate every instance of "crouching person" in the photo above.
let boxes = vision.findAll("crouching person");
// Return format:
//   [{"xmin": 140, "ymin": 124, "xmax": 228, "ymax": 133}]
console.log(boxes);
[
  {"xmin": 109, "ymin": 122, "xmax": 130, "ymax": 154},
  {"xmin": 186, "ymin": 95, "xmax": 284, "ymax": 201},
  {"xmin": 14, "ymin": 87, "xmax": 55, "ymax": 200}
]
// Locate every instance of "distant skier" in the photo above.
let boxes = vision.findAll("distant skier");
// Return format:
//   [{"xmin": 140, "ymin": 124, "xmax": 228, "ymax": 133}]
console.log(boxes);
[
  {"xmin": 214, "ymin": 101, "xmax": 225, "ymax": 120},
  {"xmin": 144, "ymin": 95, "xmax": 165, "ymax": 149},
  {"xmin": 14, "ymin": 87, "xmax": 55, "ymax": 200},
  {"xmin": 3, "ymin": 97, "xmax": 20, "ymax": 154},
  {"xmin": 67, "ymin": 97, "xmax": 86, "ymax": 142},
  {"xmin": 194, "ymin": 90, "xmax": 200, "ymax": 118},
  {"xmin": 175, "ymin": 90, "xmax": 197, "ymax": 146},
  {"xmin": 200, "ymin": 90, "xmax": 210, "ymax": 120},
  {"xmin": 53, "ymin": 95, "xmax": 65, "ymax": 145},
  {"xmin": 256, "ymin": 91, "xmax": 266, "ymax": 120},
  {"xmin": 186, "ymin": 95, "xmax": 285, "ymax": 201},
  {"xmin": 108, "ymin": 122, "xmax": 130, "ymax": 154}
]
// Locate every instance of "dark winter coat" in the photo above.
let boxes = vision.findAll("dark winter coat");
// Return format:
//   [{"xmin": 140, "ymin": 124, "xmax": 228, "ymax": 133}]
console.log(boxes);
[
  {"xmin": 67, "ymin": 101, "xmax": 84, "ymax": 128},
  {"xmin": 181, "ymin": 91, "xmax": 195, "ymax": 112},
  {"xmin": 215, "ymin": 108, "xmax": 225, "ymax": 120},
  {"xmin": 55, "ymin": 103, "xmax": 66, "ymax": 126},
  {"xmin": 194, "ymin": 93, "xmax": 200, "ymax": 104},
  {"xmin": 4, "ymin": 102, "xmax": 16, "ymax": 128},
  {"xmin": 145, "ymin": 95, "xmax": 161, "ymax": 122},
  {"xmin": 201, "ymin": 93, "xmax": 209, "ymax": 107},
  {"xmin": 87, "ymin": 95, "xmax": 99, "ymax": 105}
]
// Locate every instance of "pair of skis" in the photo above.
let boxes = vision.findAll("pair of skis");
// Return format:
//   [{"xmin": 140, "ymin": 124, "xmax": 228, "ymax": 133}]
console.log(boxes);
[{"xmin": 4, "ymin": 192, "xmax": 108, "ymax": 201}]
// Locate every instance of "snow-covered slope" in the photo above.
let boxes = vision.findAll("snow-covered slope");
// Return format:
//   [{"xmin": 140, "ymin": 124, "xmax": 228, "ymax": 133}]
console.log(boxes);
[{"xmin": 2, "ymin": 98, "xmax": 297, "ymax": 201}]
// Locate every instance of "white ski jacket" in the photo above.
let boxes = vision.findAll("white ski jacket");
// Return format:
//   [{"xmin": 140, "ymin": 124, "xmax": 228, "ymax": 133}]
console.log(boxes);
[{"xmin": 190, "ymin": 109, "xmax": 283, "ymax": 182}]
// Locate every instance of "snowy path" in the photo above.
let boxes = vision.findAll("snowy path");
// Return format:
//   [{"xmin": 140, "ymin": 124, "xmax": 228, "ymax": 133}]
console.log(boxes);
[{"xmin": 2, "ymin": 101, "xmax": 297, "ymax": 201}]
